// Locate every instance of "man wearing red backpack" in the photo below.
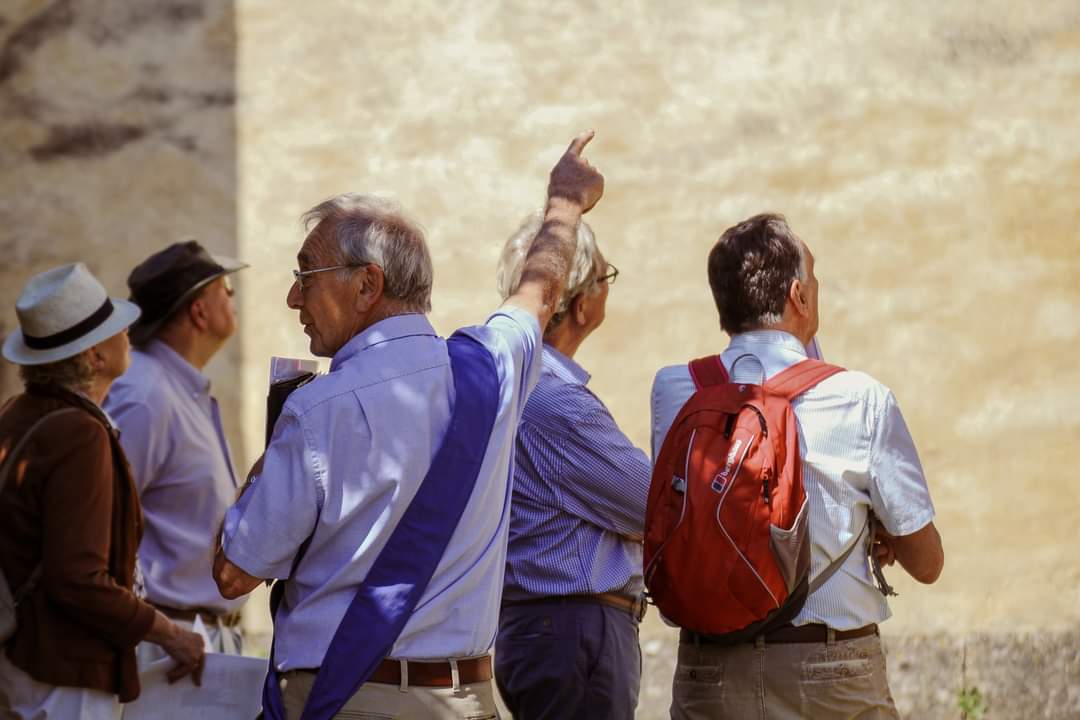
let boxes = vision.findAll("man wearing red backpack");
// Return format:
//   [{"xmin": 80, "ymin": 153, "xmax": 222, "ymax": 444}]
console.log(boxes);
[{"xmin": 648, "ymin": 213, "xmax": 944, "ymax": 719}]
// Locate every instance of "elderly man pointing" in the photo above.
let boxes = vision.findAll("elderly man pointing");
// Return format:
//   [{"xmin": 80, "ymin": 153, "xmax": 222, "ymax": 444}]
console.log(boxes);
[{"xmin": 213, "ymin": 132, "xmax": 604, "ymax": 720}]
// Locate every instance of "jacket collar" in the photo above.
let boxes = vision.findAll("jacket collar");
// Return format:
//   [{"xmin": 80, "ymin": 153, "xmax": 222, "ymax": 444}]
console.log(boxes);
[{"xmin": 26, "ymin": 382, "xmax": 113, "ymax": 429}]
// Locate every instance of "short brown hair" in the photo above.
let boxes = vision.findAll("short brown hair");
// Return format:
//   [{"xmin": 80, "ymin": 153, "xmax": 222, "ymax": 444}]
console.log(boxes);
[{"xmin": 707, "ymin": 213, "xmax": 804, "ymax": 335}]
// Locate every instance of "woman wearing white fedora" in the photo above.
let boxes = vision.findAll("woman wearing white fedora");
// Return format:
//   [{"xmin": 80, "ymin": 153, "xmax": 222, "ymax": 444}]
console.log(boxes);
[{"xmin": 0, "ymin": 263, "xmax": 205, "ymax": 719}]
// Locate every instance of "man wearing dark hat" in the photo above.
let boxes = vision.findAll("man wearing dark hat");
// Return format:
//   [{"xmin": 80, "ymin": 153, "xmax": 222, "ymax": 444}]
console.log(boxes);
[{"xmin": 105, "ymin": 240, "xmax": 249, "ymax": 660}]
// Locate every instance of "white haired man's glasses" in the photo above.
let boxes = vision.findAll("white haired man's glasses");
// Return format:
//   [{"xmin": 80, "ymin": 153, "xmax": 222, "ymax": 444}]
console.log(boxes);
[
  {"xmin": 597, "ymin": 263, "xmax": 619, "ymax": 285},
  {"xmin": 292, "ymin": 263, "xmax": 369, "ymax": 291}
]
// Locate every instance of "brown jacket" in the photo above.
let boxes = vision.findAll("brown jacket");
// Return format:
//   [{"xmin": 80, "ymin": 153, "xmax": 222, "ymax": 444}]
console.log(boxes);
[{"xmin": 0, "ymin": 384, "xmax": 157, "ymax": 702}]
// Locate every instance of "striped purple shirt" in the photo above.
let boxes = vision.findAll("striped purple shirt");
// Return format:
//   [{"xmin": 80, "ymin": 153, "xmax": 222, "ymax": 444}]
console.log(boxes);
[{"xmin": 503, "ymin": 345, "xmax": 651, "ymax": 601}]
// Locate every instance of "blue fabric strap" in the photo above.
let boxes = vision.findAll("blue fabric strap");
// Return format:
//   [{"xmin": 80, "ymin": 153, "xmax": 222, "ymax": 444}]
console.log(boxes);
[{"xmin": 260, "ymin": 331, "xmax": 500, "ymax": 720}]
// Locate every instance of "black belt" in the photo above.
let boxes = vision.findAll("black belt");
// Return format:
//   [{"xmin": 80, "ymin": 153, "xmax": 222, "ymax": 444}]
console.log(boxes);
[{"xmin": 681, "ymin": 623, "xmax": 878, "ymax": 645}]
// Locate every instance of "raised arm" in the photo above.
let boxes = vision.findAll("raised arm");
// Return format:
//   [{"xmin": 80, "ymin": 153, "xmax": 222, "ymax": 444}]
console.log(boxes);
[{"xmin": 503, "ymin": 131, "xmax": 605, "ymax": 331}]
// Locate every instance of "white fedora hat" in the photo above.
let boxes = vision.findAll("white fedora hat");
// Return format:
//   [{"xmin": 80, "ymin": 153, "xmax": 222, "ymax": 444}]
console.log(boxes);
[{"xmin": 3, "ymin": 263, "xmax": 141, "ymax": 366}]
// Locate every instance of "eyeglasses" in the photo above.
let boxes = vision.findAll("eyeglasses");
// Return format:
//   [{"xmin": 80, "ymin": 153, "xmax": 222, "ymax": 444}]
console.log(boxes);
[
  {"xmin": 597, "ymin": 263, "xmax": 619, "ymax": 285},
  {"xmin": 292, "ymin": 264, "xmax": 367, "ymax": 291}
]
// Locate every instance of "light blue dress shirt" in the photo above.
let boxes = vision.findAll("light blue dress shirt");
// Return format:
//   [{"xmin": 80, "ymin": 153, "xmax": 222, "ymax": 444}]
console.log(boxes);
[
  {"xmin": 105, "ymin": 340, "xmax": 243, "ymax": 614},
  {"xmin": 650, "ymin": 331, "xmax": 935, "ymax": 630},
  {"xmin": 503, "ymin": 345, "xmax": 652, "ymax": 601},
  {"xmin": 221, "ymin": 309, "xmax": 541, "ymax": 670}
]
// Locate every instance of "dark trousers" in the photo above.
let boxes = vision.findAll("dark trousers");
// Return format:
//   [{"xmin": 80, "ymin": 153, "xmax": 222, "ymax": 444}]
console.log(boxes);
[{"xmin": 494, "ymin": 598, "xmax": 641, "ymax": 720}]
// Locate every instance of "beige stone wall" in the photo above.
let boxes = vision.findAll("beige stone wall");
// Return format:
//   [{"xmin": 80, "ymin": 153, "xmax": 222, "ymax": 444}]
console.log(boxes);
[
  {"xmin": 0, "ymin": 0, "xmax": 242, "ymax": 455},
  {"xmin": 236, "ymin": 0, "xmax": 1080, "ymax": 630},
  {"xmin": 235, "ymin": 3, "xmax": 1080, "ymax": 715}
]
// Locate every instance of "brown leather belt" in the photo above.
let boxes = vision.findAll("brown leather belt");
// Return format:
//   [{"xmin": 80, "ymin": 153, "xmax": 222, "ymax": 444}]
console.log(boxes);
[
  {"xmin": 681, "ymin": 623, "xmax": 878, "ymax": 646},
  {"xmin": 292, "ymin": 656, "xmax": 492, "ymax": 688},
  {"xmin": 154, "ymin": 603, "xmax": 243, "ymax": 628},
  {"xmin": 503, "ymin": 592, "xmax": 648, "ymax": 622},
  {"xmin": 297, "ymin": 655, "xmax": 492, "ymax": 687}
]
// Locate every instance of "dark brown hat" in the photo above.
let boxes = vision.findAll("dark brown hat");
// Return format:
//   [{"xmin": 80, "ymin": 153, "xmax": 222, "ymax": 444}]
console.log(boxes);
[{"xmin": 127, "ymin": 240, "xmax": 247, "ymax": 346}]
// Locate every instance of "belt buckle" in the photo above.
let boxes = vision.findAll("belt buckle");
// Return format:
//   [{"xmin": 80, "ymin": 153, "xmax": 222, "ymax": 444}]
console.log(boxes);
[{"xmin": 633, "ymin": 596, "xmax": 647, "ymax": 622}]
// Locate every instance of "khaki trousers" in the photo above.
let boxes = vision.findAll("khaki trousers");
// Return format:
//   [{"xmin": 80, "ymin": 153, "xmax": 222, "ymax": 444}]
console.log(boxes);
[
  {"xmin": 279, "ymin": 668, "xmax": 499, "ymax": 720},
  {"xmin": 671, "ymin": 633, "xmax": 901, "ymax": 720}
]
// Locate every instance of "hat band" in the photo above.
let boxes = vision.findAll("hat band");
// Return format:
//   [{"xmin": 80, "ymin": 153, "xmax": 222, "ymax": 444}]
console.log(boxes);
[{"xmin": 23, "ymin": 298, "xmax": 115, "ymax": 351}]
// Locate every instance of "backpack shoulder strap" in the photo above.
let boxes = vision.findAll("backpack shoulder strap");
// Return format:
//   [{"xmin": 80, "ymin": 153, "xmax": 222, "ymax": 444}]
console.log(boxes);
[
  {"xmin": 808, "ymin": 518, "xmax": 868, "ymax": 595},
  {"xmin": 765, "ymin": 359, "xmax": 845, "ymax": 400},
  {"xmin": 688, "ymin": 355, "xmax": 729, "ymax": 389}
]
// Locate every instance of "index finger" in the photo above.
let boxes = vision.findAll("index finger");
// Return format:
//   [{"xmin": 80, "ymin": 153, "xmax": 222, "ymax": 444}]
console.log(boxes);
[{"xmin": 565, "ymin": 130, "xmax": 596, "ymax": 157}]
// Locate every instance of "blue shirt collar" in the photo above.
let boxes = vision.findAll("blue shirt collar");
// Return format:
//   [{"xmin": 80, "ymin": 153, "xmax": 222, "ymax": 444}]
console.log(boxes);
[
  {"xmin": 728, "ymin": 330, "xmax": 809, "ymax": 358},
  {"xmin": 144, "ymin": 339, "xmax": 211, "ymax": 396},
  {"xmin": 331, "ymin": 313, "xmax": 438, "ymax": 371},
  {"xmin": 542, "ymin": 344, "xmax": 591, "ymax": 386}
]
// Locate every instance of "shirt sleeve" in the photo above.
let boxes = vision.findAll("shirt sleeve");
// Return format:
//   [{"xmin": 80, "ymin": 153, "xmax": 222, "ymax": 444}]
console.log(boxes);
[
  {"xmin": 867, "ymin": 390, "xmax": 936, "ymax": 537},
  {"xmin": 650, "ymin": 366, "xmax": 697, "ymax": 463},
  {"xmin": 464, "ymin": 307, "xmax": 543, "ymax": 413},
  {"xmin": 546, "ymin": 404, "xmax": 652, "ymax": 537},
  {"xmin": 106, "ymin": 397, "xmax": 167, "ymax": 495},
  {"xmin": 220, "ymin": 407, "xmax": 320, "ymax": 579}
]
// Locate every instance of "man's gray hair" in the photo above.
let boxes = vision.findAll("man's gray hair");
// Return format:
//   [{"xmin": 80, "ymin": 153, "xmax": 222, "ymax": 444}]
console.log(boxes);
[
  {"xmin": 496, "ymin": 212, "xmax": 600, "ymax": 330},
  {"xmin": 302, "ymin": 194, "xmax": 434, "ymax": 313}
]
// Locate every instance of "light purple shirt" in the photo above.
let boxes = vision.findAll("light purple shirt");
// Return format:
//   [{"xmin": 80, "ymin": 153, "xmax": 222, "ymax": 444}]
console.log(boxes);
[
  {"xmin": 221, "ymin": 309, "xmax": 541, "ymax": 670},
  {"xmin": 105, "ymin": 340, "xmax": 243, "ymax": 614}
]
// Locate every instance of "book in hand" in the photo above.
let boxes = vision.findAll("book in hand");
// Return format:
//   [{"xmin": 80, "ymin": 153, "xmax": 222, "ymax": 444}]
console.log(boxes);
[{"xmin": 266, "ymin": 357, "xmax": 319, "ymax": 447}]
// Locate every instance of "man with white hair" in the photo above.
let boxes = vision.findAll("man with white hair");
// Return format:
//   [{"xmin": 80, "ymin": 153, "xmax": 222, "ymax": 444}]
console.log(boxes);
[
  {"xmin": 492, "ymin": 214, "xmax": 650, "ymax": 719},
  {"xmin": 212, "ymin": 132, "xmax": 605, "ymax": 720}
]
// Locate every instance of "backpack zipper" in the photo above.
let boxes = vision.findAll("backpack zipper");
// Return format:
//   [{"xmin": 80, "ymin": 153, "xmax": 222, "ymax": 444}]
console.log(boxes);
[{"xmin": 714, "ymin": 432, "xmax": 780, "ymax": 608}]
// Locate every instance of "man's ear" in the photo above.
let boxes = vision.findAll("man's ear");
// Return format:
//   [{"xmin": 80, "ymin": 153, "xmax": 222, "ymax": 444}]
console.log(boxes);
[
  {"xmin": 789, "ymin": 279, "xmax": 809, "ymax": 318},
  {"xmin": 85, "ymin": 346, "xmax": 106, "ymax": 372},
  {"xmin": 571, "ymin": 293, "xmax": 588, "ymax": 327},
  {"xmin": 353, "ymin": 265, "xmax": 386, "ymax": 313},
  {"xmin": 187, "ymin": 297, "xmax": 209, "ymax": 332}
]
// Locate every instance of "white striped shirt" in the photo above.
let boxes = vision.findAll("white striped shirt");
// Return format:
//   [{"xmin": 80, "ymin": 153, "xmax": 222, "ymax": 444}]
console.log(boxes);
[{"xmin": 650, "ymin": 331, "xmax": 935, "ymax": 630}]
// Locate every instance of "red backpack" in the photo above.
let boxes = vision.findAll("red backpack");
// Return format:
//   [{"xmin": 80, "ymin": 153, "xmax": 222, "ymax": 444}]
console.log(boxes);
[{"xmin": 644, "ymin": 354, "xmax": 847, "ymax": 641}]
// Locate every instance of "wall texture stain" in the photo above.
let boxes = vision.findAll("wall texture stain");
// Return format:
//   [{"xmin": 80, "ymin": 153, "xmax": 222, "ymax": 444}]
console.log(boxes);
[
  {"xmin": 29, "ymin": 122, "xmax": 146, "ymax": 160},
  {"xmin": 0, "ymin": 0, "xmax": 239, "ymax": 467}
]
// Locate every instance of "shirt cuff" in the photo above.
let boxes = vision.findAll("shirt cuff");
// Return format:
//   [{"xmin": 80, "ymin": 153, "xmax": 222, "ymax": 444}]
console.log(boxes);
[
  {"xmin": 220, "ymin": 503, "xmax": 294, "ymax": 580},
  {"xmin": 881, "ymin": 507, "xmax": 935, "ymax": 538}
]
